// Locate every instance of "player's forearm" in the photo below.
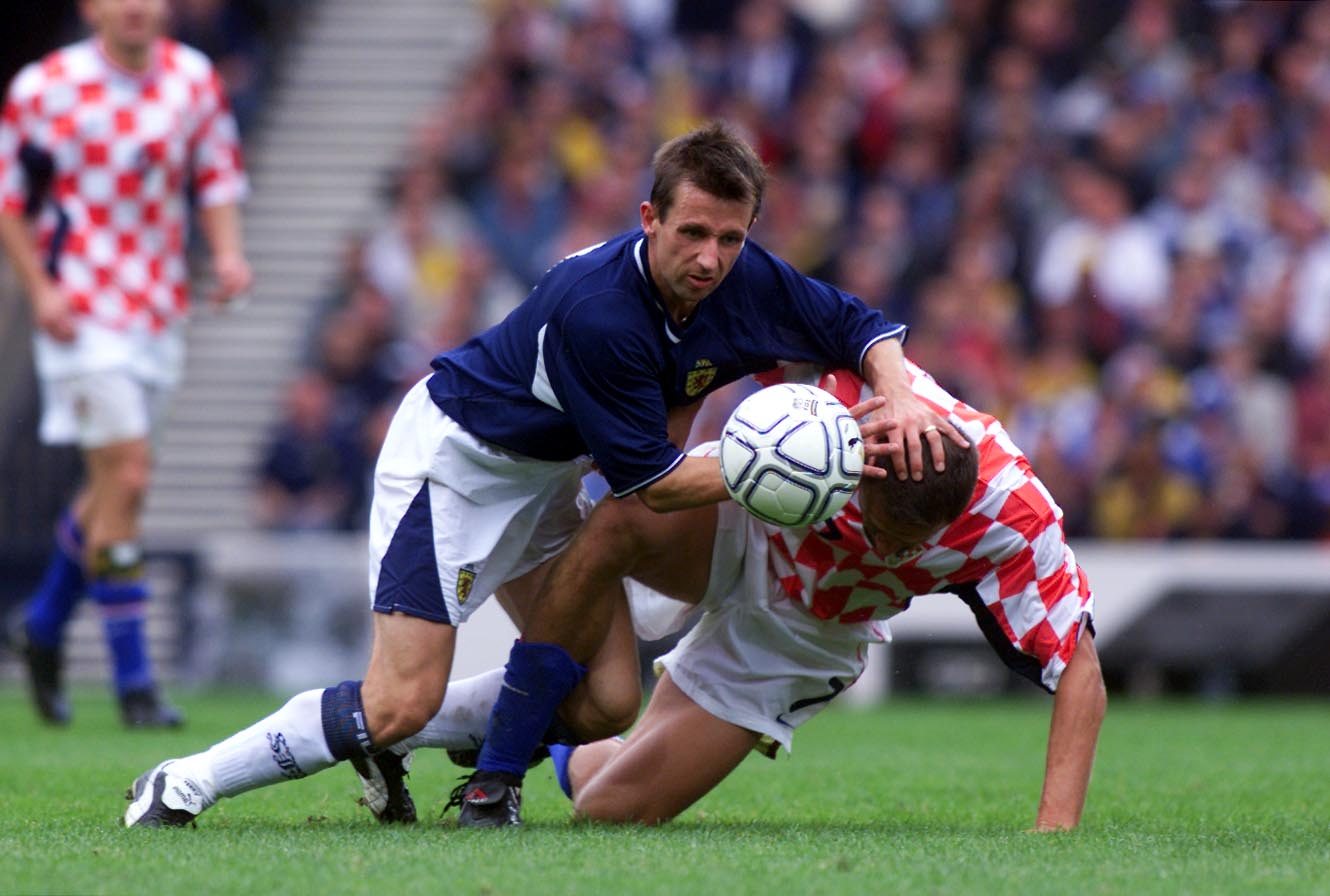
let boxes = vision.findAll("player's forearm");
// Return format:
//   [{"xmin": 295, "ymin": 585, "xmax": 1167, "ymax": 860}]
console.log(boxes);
[
  {"xmin": 638, "ymin": 454, "xmax": 728, "ymax": 513},
  {"xmin": 0, "ymin": 211, "xmax": 54, "ymax": 297},
  {"xmin": 198, "ymin": 202, "xmax": 244, "ymax": 261},
  {"xmin": 859, "ymin": 335, "xmax": 911, "ymax": 398},
  {"xmin": 1035, "ymin": 635, "xmax": 1105, "ymax": 831}
]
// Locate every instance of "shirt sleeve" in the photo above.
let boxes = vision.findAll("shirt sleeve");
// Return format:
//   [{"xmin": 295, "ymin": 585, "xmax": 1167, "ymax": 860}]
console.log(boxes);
[
  {"xmin": 760, "ymin": 249, "xmax": 907, "ymax": 372},
  {"xmin": 970, "ymin": 515, "xmax": 1095, "ymax": 693},
  {"xmin": 542, "ymin": 292, "xmax": 684, "ymax": 496},
  {"xmin": 189, "ymin": 66, "xmax": 247, "ymax": 208}
]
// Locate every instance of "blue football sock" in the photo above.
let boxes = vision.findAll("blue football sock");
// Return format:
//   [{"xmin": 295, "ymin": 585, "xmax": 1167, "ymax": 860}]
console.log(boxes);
[
  {"xmin": 23, "ymin": 511, "xmax": 86, "ymax": 649},
  {"xmin": 548, "ymin": 743, "xmax": 575, "ymax": 799},
  {"xmin": 476, "ymin": 641, "xmax": 587, "ymax": 779},
  {"xmin": 89, "ymin": 543, "xmax": 153, "ymax": 695}
]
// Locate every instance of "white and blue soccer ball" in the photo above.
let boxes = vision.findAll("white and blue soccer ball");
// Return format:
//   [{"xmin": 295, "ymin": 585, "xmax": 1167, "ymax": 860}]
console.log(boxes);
[{"xmin": 719, "ymin": 383, "xmax": 863, "ymax": 527}]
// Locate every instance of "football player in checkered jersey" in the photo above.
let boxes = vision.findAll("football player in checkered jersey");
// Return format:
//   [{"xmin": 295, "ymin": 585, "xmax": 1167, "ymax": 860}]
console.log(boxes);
[
  {"xmin": 0, "ymin": 0, "xmax": 249, "ymax": 728},
  {"xmin": 543, "ymin": 362, "xmax": 1104, "ymax": 830}
]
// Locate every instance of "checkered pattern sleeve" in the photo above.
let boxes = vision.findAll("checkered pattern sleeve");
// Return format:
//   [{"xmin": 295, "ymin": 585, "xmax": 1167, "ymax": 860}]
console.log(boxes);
[
  {"xmin": 175, "ymin": 45, "xmax": 246, "ymax": 208},
  {"xmin": 964, "ymin": 469, "xmax": 1095, "ymax": 692},
  {"xmin": 0, "ymin": 63, "xmax": 40, "ymax": 216}
]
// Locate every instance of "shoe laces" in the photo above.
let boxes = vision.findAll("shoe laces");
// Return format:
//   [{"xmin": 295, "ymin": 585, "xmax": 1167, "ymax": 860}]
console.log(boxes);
[{"xmin": 442, "ymin": 773, "xmax": 473, "ymax": 816}]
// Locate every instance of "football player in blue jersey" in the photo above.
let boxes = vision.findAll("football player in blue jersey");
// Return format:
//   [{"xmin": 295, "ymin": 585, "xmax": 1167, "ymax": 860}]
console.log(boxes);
[{"xmin": 123, "ymin": 121, "xmax": 964, "ymax": 829}]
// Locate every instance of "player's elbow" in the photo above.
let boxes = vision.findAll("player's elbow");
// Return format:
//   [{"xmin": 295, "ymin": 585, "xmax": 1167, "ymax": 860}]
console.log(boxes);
[
  {"xmin": 637, "ymin": 477, "xmax": 694, "ymax": 514},
  {"xmin": 637, "ymin": 486, "xmax": 677, "ymax": 514}
]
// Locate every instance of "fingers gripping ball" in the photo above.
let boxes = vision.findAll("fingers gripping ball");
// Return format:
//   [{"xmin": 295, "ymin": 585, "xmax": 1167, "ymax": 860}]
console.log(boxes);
[{"xmin": 720, "ymin": 384, "xmax": 863, "ymax": 527}]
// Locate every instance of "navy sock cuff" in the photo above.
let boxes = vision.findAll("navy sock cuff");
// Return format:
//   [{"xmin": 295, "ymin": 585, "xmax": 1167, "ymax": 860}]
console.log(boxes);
[{"xmin": 321, "ymin": 680, "xmax": 375, "ymax": 761}]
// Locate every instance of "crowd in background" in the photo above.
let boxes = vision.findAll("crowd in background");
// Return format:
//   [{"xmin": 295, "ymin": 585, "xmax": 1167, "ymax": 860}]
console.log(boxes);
[{"xmin": 254, "ymin": 0, "xmax": 1330, "ymax": 543}]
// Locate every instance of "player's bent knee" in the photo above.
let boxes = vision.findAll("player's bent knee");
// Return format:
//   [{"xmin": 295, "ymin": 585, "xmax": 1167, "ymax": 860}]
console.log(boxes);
[
  {"xmin": 361, "ymin": 682, "xmax": 444, "ymax": 746},
  {"xmin": 107, "ymin": 453, "xmax": 153, "ymax": 499},
  {"xmin": 594, "ymin": 690, "xmax": 642, "ymax": 739},
  {"xmin": 568, "ymin": 679, "xmax": 641, "ymax": 741}
]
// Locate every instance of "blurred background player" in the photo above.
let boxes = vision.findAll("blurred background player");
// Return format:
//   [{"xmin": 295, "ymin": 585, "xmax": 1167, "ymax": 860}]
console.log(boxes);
[
  {"xmin": 551, "ymin": 364, "xmax": 1102, "ymax": 830},
  {"xmin": 0, "ymin": 0, "xmax": 250, "ymax": 726}
]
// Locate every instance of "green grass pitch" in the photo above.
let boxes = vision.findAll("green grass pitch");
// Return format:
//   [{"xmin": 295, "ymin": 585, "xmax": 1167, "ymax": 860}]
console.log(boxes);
[{"xmin": 1, "ymin": 688, "xmax": 1327, "ymax": 896}]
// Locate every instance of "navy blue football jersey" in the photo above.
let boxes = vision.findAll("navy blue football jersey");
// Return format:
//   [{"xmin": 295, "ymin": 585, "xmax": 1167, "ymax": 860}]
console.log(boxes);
[{"xmin": 427, "ymin": 231, "xmax": 905, "ymax": 496}]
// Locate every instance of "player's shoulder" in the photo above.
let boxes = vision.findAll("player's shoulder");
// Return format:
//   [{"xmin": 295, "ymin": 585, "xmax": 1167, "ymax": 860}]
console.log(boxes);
[
  {"xmin": 158, "ymin": 38, "xmax": 218, "ymax": 82},
  {"xmin": 729, "ymin": 236, "xmax": 785, "ymax": 281},
  {"xmin": 7, "ymin": 40, "xmax": 93, "ymax": 100},
  {"xmin": 544, "ymin": 232, "xmax": 648, "ymax": 313},
  {"xmin": 550, "ymin": 231, "xmax": 638, "ymax": 279}
]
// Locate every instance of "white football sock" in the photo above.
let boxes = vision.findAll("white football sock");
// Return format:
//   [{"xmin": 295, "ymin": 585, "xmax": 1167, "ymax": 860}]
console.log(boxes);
[
  {"xmin": 170, "ymin": 688, "xmax": 336, "ymax": 803},
  {"xmin": 400, "ymin": 667, "xmax": 505, "ymax": 751}
]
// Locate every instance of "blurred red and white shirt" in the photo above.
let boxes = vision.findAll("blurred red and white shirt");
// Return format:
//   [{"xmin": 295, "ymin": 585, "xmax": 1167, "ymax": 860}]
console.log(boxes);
[
  {"xmin": 756, "ymin": 362, "xmax": 1096, "ymax": 692},
  {"xmin": 0, "ymin": 37, "xmax": 246, "ymax": 382}
]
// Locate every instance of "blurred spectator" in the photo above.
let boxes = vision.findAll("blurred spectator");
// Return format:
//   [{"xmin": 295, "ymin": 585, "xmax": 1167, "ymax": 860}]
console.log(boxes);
[
  {"xmin": 257, "ymin": 0, "xmax": 1330, "ymax": 544},
  {"xmin": 1093, "ymin": 418, "xmax": 1202, "ymax": 540},
  {"xmin": 1033, "ymin": 159, "xmax": 1170, "ymax": 361},
  {"xmin": 256, "ymin": 373, "xmax": 367, "ymax": 531}
]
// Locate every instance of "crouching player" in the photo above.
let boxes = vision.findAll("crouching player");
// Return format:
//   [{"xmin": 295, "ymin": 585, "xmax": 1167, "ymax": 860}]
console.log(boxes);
[{"xmin": 552, "ymin": 364, "xmax": 1105, "ymax": 830}]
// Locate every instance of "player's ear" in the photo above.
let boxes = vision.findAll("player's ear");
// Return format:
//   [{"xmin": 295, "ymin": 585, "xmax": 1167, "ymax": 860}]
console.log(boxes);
[{"xmin": 640, "ymin": 200, "xmax": 657, "ymax": 235}]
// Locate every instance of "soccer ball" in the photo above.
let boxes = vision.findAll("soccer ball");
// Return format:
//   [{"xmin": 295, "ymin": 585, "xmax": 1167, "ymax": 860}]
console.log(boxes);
[{"xmin": 719, "ymin": 383, "xmax": 863, "ymax": 527}]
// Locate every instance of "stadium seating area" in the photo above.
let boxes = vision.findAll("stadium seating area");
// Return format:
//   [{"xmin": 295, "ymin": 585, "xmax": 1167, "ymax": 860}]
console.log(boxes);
[{"xmin": 261, "ymin": 0, "xmax": 1330, "ymax": 542}]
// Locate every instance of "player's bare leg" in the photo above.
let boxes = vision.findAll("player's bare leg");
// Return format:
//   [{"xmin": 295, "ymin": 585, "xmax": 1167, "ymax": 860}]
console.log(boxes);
[
  {"xmin": 346, "ymin": 612, "xmax": 456, "ymax": 823},
  {"xmin": 81, "ymin": 436, "xmax": 182, "ymax": 727},
  {"xmin": 455, "ymin": 497, "xmax": 716, "ymax": 827},
  {"xmin": 441, "ymin": 557, "xmax": 641, "ymax": 827},
  {"xmin": 359, "ymin": 612, "xmax": 456, "ymax": 745},
  {"xmin": 569, "ymin": 671, "xmax": 759, "ymax": 824}
]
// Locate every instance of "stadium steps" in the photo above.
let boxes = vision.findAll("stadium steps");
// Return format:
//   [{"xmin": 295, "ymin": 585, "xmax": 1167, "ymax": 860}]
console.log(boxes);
[{"xmin": 141, "ymin": 0, "xmax": 485, "ymax": 545}]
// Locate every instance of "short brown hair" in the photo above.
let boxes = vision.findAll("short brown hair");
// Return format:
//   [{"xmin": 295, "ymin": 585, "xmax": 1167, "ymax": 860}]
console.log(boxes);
[
  {"xmin": 649, "ymin": 121, "xmax": 767, "ymax": 223},
  {"xmin": 864, "ymin": 436, "xmax": 979, "ymax": 533}
]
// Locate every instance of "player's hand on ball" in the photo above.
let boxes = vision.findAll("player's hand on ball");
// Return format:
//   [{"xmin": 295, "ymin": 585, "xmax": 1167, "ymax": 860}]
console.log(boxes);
[{"xmin": 824, "ymin": 373, "xmax": 892, "ymax": 480}]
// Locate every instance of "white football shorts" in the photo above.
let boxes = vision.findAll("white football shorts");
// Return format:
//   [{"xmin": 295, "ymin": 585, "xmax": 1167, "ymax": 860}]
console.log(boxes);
[
  {"xmin": 368, "ymin": 377, "xmax": 593, "ymax": 626},
  {"xmin": 38, "ymin": 368, "xmax": 174, "ymax": 448},
  {"xmin": 33, "ymin": 319, "xmax": 186, "ymax": 385},
  {"xmin": 632, "ymin": 496, "xmax": 886, "ymax": 756}
]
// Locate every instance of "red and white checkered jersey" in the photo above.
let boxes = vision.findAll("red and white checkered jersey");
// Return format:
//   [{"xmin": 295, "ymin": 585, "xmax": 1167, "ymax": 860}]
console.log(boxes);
[
  {"xmin": 0, "ymin": 37, "xmax": 246, "ymax": 332},
  {"xmin": 754, "ymin": 363, "xmax": 1095, "ymax": 692}
]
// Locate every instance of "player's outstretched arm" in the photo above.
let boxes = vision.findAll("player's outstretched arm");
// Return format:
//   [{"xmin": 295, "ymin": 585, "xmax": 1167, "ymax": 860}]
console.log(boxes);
[
  {"xmin": 1035, "ymin": 634, "xmax": 1106, "ymax": 831},
  {"xmin": 638, "ymin": 454, "xmax": 730, "ymax": 513},
  {"xmin": 861, "ymin": 338, "xmax": 968, "ymax": 481}
]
